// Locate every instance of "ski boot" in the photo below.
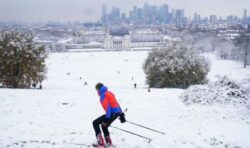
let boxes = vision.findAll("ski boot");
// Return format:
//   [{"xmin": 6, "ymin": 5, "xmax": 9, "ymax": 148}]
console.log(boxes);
[
  {"xmin": 92, "ymin": 133, "xmax": 105, "ymax": 148},
  {"xmin": 105, "ymin": 135, "xmax": 113, "ymax": 147}
]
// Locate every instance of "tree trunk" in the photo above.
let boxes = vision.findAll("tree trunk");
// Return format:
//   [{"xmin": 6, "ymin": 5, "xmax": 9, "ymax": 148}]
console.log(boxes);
[{"xmin": 244, "ymin": 38, "xmax": 249, "ymax": 68}]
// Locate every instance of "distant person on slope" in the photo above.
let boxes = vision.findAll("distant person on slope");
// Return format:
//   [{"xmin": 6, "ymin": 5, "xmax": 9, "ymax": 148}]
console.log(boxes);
[{"xmin": 92, "ymin": 82, "xmax": 126, "ymax": 147}]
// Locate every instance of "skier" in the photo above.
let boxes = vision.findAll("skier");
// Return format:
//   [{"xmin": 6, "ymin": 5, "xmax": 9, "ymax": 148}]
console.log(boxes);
[{"xmin": 92, "ymin": 82, "xmax": 126, "ymax": 147}]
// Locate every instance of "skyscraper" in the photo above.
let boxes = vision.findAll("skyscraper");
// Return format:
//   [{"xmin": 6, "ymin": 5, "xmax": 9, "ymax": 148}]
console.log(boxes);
[
  {"xmin": 109, "ymin": 7, "xmax": 121, "ymax": 23},
  {"xmin": 137, "ymin": 8, "xmax": 143, "ymax": 21},
  {"xmin": 159, "ymin": 4, "xmax": 169, "ymax": 24},
  {"xmin": 210, "ymin": 15, "xmax": 217, "ymax": 24},
  {"xmin": 243, "ymin": 9, "xmax": 248, "ymax": 24},
  {"xmin": 101, "ymin": 5, "xmax": 107, "ymax": 24},
  {"xmin": 193, "ymin": 13, "xmax": 201, "ymax": 24},
  {"xmin": 131, "ymin": 6, "xmax": 138, "ymax": 23},
  {"xmin": 142, "ymin": 3, "xmax": 150, "ymax": 24},
  {"xmin": 243, "ymin": 9, "xmax": 247, "ymax": 20},
  {"xmin": 227, "ymin": 15, "xmax": 233, "ymax": 24},
  {"xmin": 175, "ymin": 9, "xmax": 184, "ymax": 25},
  {"xmin": 121, "ymin": 13, "xmax": 126, "ymax": 22},
  {"xmin": 149, "ymin": 5, "xmax": 158, "ymax": 24}
]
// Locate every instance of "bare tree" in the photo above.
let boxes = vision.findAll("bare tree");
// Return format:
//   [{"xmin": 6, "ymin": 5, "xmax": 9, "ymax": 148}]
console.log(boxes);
[
  {"xmin": 209, "ymin": 34, "xmax": 220, "ymax": 53},
  {"xmin": 234, "ymin": 30, "xmax": 250, "ymax": 68},
  {"xmin": 217, "ymin": 38, "xmax": 234, "ymax": 59}
]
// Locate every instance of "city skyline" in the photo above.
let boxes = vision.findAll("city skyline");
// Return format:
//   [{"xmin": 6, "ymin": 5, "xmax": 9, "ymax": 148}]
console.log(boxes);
[{"xmin": 0, "ymin": 0, "xmax": 249, "ymax": 23}]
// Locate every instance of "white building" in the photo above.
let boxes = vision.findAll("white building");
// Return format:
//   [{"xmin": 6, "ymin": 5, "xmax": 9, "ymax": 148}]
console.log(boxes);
[
  {"xmin": 73, "ymin": 31, "xmax": 109, "ymax": 44},
  {"xmin": 128, "ymin": 29, "xmax": 163, "ymax": 49},
  {"xmin": 34, "ymin": 38, "xmax": 73, "ymax": 52},
  {"xmin": 104, "ymin": 35, "xmax": 130, "ymax": 49},
  {"xmin": 34, "ymin": 39, "xmax": 54, "ymax": 52},
  {"xmin": 130, "ymin": 29, "xmax": 162, "ymax": 42},
  {"xmin": 130, "ymin": 42, "xmax": 159, "ymax": 48},
  {"xmin": 103, "ymin": 32, "xmax": 177, "ymax": 50},
  {"xmin": 66, "ymin": 42, "xmax": 102, "ymax": 49}
]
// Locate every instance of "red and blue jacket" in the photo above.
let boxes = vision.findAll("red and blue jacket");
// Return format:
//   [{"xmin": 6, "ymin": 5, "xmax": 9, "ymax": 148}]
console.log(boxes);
[{"xmin": 98, "ymin": 86, "xmax": 122, "ymax": 119}]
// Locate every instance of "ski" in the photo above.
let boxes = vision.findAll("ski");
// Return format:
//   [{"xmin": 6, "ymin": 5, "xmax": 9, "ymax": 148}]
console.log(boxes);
[
  {"xmin": 66, "ymin": 142, "xmax": 116, "ymax": 148},
  {"xmin": 65, "ymin": 142, "xmax": 91, "ymax": 147}
]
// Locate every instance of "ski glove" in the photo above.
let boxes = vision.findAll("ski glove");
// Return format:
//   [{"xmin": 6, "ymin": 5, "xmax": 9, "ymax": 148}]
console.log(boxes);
[{"xmin": 119, "ymin": 113, "xmax": 126, "ymax": 123}]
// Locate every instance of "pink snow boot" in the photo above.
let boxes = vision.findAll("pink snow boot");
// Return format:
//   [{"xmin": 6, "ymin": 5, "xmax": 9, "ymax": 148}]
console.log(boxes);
[
  {"xmin": 105, "ymin": 135, "xmax": 113, "ymax": 147},
  {"xmin": 92, "ymin": 134, "xmax": 105, "ymax": 147}
]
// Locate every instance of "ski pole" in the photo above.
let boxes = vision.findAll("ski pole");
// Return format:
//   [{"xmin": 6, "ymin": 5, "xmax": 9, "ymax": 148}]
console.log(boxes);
[
  {"xmin": 110, "ymin": 125, "xmax": 152, "ymax": 143},
  {"xmin": 122, "ymin": 108, "xmax": 165, "ymax": 134},
  {"xmin": 126, "ymin": 121, "xmax": 165, "ymax": 135}
]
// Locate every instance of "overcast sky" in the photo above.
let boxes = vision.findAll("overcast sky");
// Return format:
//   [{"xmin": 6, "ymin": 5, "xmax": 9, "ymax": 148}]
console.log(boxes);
[{"xmin": 0, "ymin": 0, "xmax": 249, "ymax": 23}]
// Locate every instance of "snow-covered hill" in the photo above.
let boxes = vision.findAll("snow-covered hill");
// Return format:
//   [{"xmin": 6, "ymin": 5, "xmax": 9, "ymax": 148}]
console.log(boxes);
[{"xmin": 0, "ymin": 51, "xmax": 250, "ymax": 148}]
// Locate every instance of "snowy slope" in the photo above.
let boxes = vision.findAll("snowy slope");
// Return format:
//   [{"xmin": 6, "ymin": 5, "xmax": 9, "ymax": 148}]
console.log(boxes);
[{"xmin": 0, "ymin": 51, "xmax": 250, "ymax": 148}]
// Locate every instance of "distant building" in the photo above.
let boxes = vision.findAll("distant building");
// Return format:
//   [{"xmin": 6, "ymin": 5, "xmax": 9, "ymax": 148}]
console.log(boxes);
[
  {"xmin": 193, "ymin": 13, "xmax": 201, "ymax": 24},
  {"xmin": 66, "ymin": 42, "xmax": 102, "ymax": 49},
  {"xmin": 174, "ymin": 9, "xmax": 185, "ymax": 25},
  {"xmin": 104, "ymin": 35, "xmax": 130, "ymax": 49},
  {"xmin": 108, "ymin": 7, "xmax": 121, "ymax": 24},
  {"xmin": 101, "ymin": 5, "xmax": 107, "ymax": 24},
  {"xmin": 73, "ymin": 31, "xmax": 109, "ymax": 44},
  {"xmin": 34, "ymin": 38, "xmax": 72, "ymax": 52},
  {"xmin": 130, "ymin": 29, "xmax": 162, "ymax": 42},
  {"xmin": 159, "ymin": 4, "xmax": 169, "ymax": 24},
  {"xmin": 103, "ymin": 29, "xmax": 166, "ymax": 50},
  {"xmin": 142, "ymin": 3, "xmax": 151, "ymax": 24},
  {"xmin": 227, "ymin": 15, "xmax": 234, "ymax": 24},
  {"xmin": 226, "ymin": 15, "xmax": 240, "ymax": 24},
  {"xmin": 130, "ymin": 42, "xmax": 159, "ymax": 49},
  {"xmin": 247, "ymin": 18, "xmax": 250, "ymax": 24},
  {"xmin": 244, "ymin": 9, "xmax": 247, "ymax": 20},
  {"xmin": 129, "ymin": 6, "xmax": 137, "ymax": 23},
  {"xmin": 121, "ymin": 13, "xmax": 127, "ymax": 23},
  {"xmin": 34, "ymin": 39, "xmax": 54, "ymax": 52},
  {"xmin": 210, "ymin": 15, "xmax": 217, "ymax": 24},
  {"xmin": 109, "ymin": 26, "xmax": 129, "ymax": 36},
  {"xmin": 243, "ymin": 9, "xmax": 248, "ymax": 24}
]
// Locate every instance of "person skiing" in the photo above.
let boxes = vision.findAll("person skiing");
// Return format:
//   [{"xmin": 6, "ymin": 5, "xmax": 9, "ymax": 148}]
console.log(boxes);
[{"xmin": 92, "ymin": 82, "xmax": 126, "ymax": 147}]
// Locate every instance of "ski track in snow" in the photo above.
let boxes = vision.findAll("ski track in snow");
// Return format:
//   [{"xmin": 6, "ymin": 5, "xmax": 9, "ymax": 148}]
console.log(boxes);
[{"xmin": 0, "ymin": 51, "xmax": 250, "ymax": 148}]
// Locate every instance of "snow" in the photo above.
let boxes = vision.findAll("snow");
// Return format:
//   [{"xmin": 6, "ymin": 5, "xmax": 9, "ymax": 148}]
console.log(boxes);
[
  {"xmin": 57, "ymin": 38, "xmax": 73, "ymax": 44},
  {"xmin": 163, "ymin": 35, "xmax": 182, "ymax": 42},
  {"xmin": 86, "ymin": 42, "xmax": 101, "ymax": 46},
  {"xmin": 206, "ymin": 54, "xmax": 250, "ymax": 88},
  {"xmin": 181, "ymin": 76, "xmax": 250, "ymax": 108},
  {"xmin": 0, "ymin": 51, "xmax": 250, "ymax": 148},
  {"xmin": 131, "ymin": 47, "xmax": 152, "ymax": 51},
  {"xmin": 67, "ymin": 48, "xmax": 106, "ymax": 52}
]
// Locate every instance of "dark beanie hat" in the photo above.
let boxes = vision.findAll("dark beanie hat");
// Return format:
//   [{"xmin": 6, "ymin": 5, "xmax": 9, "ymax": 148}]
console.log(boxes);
[{"xmin": 95, "ymin": 82, "xmax": 103, "ymax": 90}]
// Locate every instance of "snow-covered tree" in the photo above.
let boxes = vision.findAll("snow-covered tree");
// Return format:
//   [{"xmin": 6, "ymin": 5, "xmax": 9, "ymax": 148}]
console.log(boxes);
[
  {"xmin": 0, "ymin": 32, "xmax": 47, "ymax": 88},
  {"xmin": 143, "ymin": 43, "xmax": 210, "ymax": 88}
]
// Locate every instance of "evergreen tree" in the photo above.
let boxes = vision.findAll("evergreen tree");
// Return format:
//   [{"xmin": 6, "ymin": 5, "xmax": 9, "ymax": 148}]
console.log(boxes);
[
  {"xmin": 143, "ymin": 43, "xmax": 210, "ymax": 88},
  {"xmin": 0, "ymin": 32, "xmax": 47, "ymax": 88}
]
